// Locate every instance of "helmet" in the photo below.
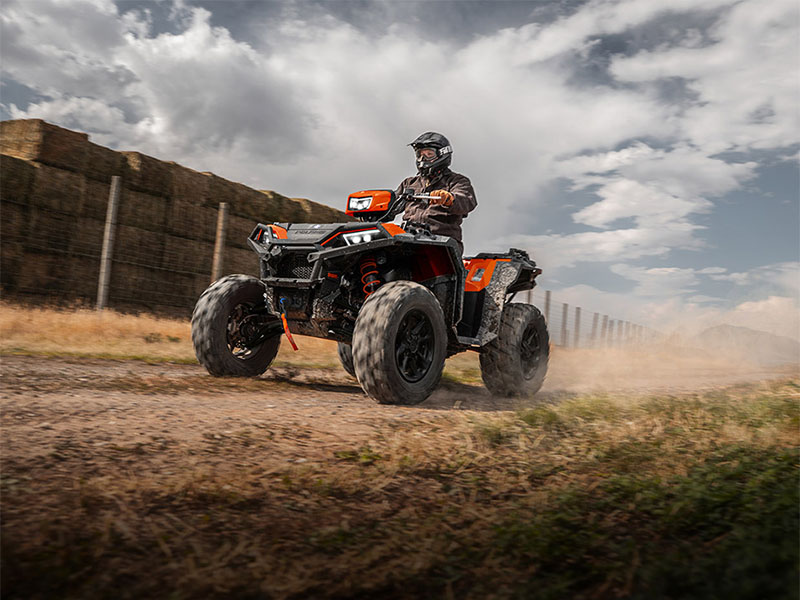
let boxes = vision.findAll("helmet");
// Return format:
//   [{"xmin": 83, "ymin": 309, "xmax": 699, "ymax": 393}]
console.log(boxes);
[{"xmin": 409, "ymin": 131, "xmax": 452, "ymax": 177}]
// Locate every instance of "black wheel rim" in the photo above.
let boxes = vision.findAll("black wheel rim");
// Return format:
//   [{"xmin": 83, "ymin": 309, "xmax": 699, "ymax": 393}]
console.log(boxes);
[
  {"xmin": 226, "ymin": 303, "xmax": 264, "ymax": 359},
  {"xmin": 395, "ymin": 309, "xmax": 434, "ymax": 383},
  {"xmin": 520, "ymin": 323, "xmax": 542, "ymax": 379}
]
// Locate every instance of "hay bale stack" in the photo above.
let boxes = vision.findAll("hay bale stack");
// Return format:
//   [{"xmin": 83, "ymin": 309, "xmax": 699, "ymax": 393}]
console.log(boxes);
[
  {"xmin": 226, "ymin": 215, "xmax": 257, "ymax": 250},
  {"xmin": 80, "ymin": 179, "xmax": 114, "ymax": 220},
  {"xmin": 290, "ymin": 196, "xmax": 348, "ymax": 223},
  {"xmin": 120, "ymin": 152, "xmax": 172, "ymax": 197},
  {"xmin": 0, "ymin": 154, "xmax": 35, "ymax": 205},
  {"xmin": 28, "ymin": 163, "xmax": 85, "ymax": 215},
  {"xmin": 0, "ymin": 119, "xmax": 89, "ymax": 173},
  {"xmin": 161, "ymin": 235, "xmax": 214, "ymax": 275},
  {"xmin": 0, "ymin": 118, "xmax": 349, "ymax": 315},
  {"xmin": 84, "ymin": 141, "xmax": 123, "ymax": 183},
  {"xmin": 116, "ymin": 189, "xmax": 168, "ymax": 231}
]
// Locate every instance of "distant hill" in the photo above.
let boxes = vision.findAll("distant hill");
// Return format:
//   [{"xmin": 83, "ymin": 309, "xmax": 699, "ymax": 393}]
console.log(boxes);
[{"xmin": 692, "ymin": 324, "xmax": 800, "ymax": 366}]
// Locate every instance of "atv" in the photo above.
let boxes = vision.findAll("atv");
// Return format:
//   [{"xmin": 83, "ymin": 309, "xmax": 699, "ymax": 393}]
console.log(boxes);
[{"xmin": 191, "ymin": 188, "xmax": 549, "ymax": 405}]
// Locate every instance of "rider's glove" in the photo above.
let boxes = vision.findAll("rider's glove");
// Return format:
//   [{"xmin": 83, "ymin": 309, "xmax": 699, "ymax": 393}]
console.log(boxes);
[{"xmin": 429, "ymin": 189, "xmax": 454, "ymax": 207}]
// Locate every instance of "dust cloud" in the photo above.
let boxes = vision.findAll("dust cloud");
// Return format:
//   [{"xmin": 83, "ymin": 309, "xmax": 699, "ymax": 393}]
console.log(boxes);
[{"xmin": 542, "ymin": 344, "xmax": 798, "ymax": 396}]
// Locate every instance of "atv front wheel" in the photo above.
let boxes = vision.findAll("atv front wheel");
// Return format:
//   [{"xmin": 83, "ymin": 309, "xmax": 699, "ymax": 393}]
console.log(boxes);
[
  {"xmin": 352, "ymin": 281, "xmax": 447, "ymax": 405},
  {"xmin": 480, "ymin": 303, "xmax": 549, "ymax": 397},
  {"xmin": 191, "ymin": 274, "xmax": 281, "ymax": 377},
  {"xmin": 337, "ymin": 342, "xmax": 356, "ymax": 378}
]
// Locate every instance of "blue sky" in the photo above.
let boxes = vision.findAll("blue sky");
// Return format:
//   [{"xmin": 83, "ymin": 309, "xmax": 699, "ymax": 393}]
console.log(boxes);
[{"xmin": 1, "ymin": 0, "xmax": 798, "ymax": 338}]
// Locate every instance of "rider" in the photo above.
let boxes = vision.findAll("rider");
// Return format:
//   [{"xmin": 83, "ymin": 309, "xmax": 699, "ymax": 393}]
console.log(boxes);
[{"xmin": 396, "ymin": 132, "xmax": 477, "ymax": 254}]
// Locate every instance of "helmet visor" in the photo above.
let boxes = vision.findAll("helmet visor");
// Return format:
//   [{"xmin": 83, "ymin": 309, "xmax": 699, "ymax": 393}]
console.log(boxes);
[{"xmin": 415, "ymin": 147, "xmax": 438, "ymax": 161}]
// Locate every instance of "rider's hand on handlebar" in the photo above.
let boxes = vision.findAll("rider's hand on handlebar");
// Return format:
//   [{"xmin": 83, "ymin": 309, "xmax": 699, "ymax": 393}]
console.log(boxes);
[{"xmin": 429, "ymin": 189, "xmax": 454, "ymax": 207}]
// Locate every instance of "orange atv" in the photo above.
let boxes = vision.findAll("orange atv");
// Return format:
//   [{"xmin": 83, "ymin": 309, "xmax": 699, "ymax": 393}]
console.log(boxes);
[{"xmin": 191, "ymin": 188, "xmax": 549, "ymax": 405}]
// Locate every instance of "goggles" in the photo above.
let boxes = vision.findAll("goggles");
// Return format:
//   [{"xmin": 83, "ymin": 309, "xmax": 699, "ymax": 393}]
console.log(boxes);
[{"xmin": 415, "ymin": 147, "xmax": 438, "ymax": 160}]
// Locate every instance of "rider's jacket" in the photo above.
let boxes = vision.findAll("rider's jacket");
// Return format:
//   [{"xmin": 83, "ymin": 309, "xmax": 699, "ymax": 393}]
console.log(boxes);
[{"xmin": 395, "ymin": 168, "xmax": 477, "ymax": 251}]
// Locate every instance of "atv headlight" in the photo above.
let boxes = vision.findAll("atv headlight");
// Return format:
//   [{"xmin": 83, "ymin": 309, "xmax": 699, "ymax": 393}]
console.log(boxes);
[
  {"xmin": 343, "ymin": 229, "xmax": 381, "ymax": 245},
  {"xmin": 348, "ymin": 196, "xmax": 373, "ymax": 211}
]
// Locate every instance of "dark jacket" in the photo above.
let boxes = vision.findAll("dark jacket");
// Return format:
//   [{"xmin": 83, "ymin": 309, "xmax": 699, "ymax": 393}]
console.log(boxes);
[{"xmin": 396, "ymin": 168, "xmax": 477, "ymax": 250}]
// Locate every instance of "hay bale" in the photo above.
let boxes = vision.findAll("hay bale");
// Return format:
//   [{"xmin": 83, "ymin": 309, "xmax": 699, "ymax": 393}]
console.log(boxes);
[
  {"xmin": 0, "ymin": 154, "xmax": 36, "ymax": 204},
  {"xmin": 28, "ymin": 208, "xmax": 76, "ymax": 254},
  {"xmin": 83, "ymin": 141, "xmax": 123, "ymax": 183},
  {"xmin": 257, "ymin": 189, "xmax": 308, "ymax": 222},
  {"xmin": 0, "ymin": 120, "xmax": 43, "ymax": 161},
  {"xmin": 291, "ymin": 197, "xmax": 348, "ymax": 223},
  {"xmin": 66, "ymin": 255, "xmax": 101, "ymax": 301},
  {"xmin": 15, "ymin": 253, "xmax": 65, "ymax": 295},
  {"xmin": 0, "ymin": 119, "xmax": 90, "ymax": 172},
  {"xmin": 107, "ymin": 262, "xmax": 159, "ymax": 309},
  {"xmin": 165, "ymin": 199, "xmax": 217, "ymax": 242},
  {"xmin": 171, "ymin": 163, "xmax": 210, "ymax": 204},
  {"xmin": 28, "ymin": 162, "xmax": 84, "ymax": 215},
  {"xmin": 224, "ymin": 247, "xmax": 259, "ymax": 276},
  {"xmin": 120, "ymin": 152, "xmax": 172, "ymax": 197},
  {"xmin": 149, "ymin": 274, "xmax": 198, "ymax": 312},
  {"xmin": 115, "ymin": 225, "xmax": 164, "ymax": 270},
  {"xmin": 0, "ymin": 200, "xmax": 28, "ymax": 246},
  {"xmin": 80, "ymin": 179, "xmax": 114, "ymax": 220},
  {"xmin": 206, "ymin": 174, "xmax": 291, "ymax": 223},
  {"xmin": 161, "ymin": 234, "xmax": 214, "ymax": 275},
  {"xmin": 116, "ymin": 189, "xmax": 167, "ymax": 231},
  {"xmin": 0, "ymin": 202, "xmax": 27, "ymax": 293},
  {"xmin": 225, "ymin": 214, "xmax": 258, "ymax": 250},
  {"xmin": 69, "ymin": 217, "xmax": 106, "ymax": 258}
]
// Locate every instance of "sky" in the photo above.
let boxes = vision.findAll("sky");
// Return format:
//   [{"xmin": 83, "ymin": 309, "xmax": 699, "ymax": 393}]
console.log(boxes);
[{"xmin": 2, "ymin": 0, "xmax": 799, "ymax": 339}]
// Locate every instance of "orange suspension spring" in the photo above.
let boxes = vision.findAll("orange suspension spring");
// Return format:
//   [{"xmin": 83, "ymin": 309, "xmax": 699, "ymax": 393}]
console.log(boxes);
[{"xmin": 360, "ymin": 257, "xmax": 381, "ymax": 297}]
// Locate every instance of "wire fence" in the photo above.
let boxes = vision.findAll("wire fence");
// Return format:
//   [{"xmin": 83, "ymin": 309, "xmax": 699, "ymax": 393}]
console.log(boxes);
[{"xmin": 522, "ymin": 288, "xmax": 658, "ymax": 348}]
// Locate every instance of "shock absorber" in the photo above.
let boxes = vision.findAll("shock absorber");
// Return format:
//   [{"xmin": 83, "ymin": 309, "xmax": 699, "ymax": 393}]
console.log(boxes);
[{"xmin": 360, "ymin": 256, "xmax": 381, "ymax": 297}]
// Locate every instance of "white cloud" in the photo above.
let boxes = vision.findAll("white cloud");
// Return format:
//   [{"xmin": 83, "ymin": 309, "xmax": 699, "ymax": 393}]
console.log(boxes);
[
  {"xmin": 2, "ymin": 0, "xmax": 797, "ymax": 328},
  {"xmin": 509, "ymin": 220, "xmax": 705, "ymax": 271},
  {"xmin": 610, "ymin": 0, "xmax": 800, "ymax": 153},
  {"xmin": 609, "ymin": 264, "xmax": 702, "ymax": 296}
]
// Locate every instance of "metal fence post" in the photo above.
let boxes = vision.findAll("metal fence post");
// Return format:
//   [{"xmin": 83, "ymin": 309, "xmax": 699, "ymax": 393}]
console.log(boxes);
[
  {"xmin": 544, "ymin": 290, "xmax": 551, "ymax": 323},
  {"xmin": 573, "ymin": 306, "xmax": 581, "ymax": 348},
  {"xmin": 561, "ymin": 302, "xmax": 569, "ymax": 347},
  {"xmin": 211, "ymin": 202, "xmax": 229, "ymax": 283},
  {"xmin": 96, "ymin": 176, "xmax": 121, "ymax": 310}
]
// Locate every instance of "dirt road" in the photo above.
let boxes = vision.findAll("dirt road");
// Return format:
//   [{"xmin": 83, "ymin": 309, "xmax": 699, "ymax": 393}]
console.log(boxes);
[{"xmin": 1, "ymin": 350, "xmax": 792, "ymax": 467}]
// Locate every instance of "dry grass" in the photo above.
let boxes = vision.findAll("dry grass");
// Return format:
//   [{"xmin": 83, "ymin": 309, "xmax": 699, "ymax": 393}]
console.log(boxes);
[
  {"xmin": 2, "ymin": 373, "xmax": 798, "ymax": 599},
  {"xmin": 0, "ymin": 301, "xmax": 485, "ymax": 376}
]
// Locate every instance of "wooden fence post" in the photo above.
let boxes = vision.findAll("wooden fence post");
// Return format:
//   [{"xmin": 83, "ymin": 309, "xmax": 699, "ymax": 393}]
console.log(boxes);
[
  {"xmin": 573, "ymin": 306, "xmax": 581, "ymax": 348},
  {"xmin": 561, "ymin": 302, "xmax": 569, "ymax": 347},
  {"xmin": 590, "ymin": 312, "xmax": 599, "ymax": 347}
]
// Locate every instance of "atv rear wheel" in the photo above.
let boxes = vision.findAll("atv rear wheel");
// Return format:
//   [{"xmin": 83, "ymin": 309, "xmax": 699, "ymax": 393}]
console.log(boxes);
[
  {"xmin": 352, "ymin": 281, "xmax": 447, "ymax": 405},
  {"xmin": 192, "ymin": 274, "xmax": 281, "ymax": 377},
  {"xmin": 337, "ymin": 342, "xmax": 356, "ymax": 378},
  {"xmin": 480, "ymin": 303, "xmax": 549, "ymax": 397}
]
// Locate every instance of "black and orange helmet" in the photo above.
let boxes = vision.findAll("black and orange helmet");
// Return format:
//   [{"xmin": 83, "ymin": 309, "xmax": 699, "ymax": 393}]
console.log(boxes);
[{"xmin": 409, "ymin": 131, "xmax": 452, "ymax": 177}]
